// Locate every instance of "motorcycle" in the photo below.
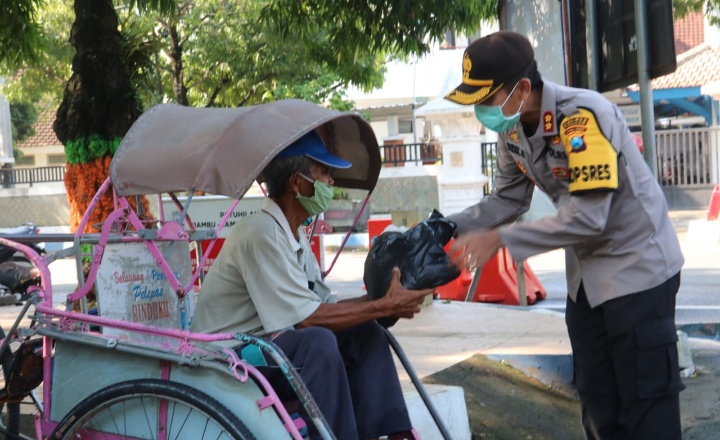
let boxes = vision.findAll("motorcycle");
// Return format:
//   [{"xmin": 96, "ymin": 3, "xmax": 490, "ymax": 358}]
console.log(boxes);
[{"xmin": 0, "ymin": 223, "xmax": 44, "ymax": 304}]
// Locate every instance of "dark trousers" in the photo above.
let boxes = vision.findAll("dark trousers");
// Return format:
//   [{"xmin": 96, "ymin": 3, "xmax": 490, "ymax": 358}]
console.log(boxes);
[
  {"xmin": 258, "ymin": 321, "xmax": 412, "ymax": 440},
  {"xmin": 565, "ymin": 273, "xmax": 684, "ymax": 440}
]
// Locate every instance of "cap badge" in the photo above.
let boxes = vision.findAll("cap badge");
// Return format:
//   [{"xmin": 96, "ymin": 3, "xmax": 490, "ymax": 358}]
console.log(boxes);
[{"xmin": 462, "ymin": 53, "xmax": 472, "ymax": 82}]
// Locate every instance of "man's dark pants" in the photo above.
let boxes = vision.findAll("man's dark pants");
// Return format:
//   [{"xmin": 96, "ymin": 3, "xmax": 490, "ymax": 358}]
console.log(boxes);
[
  {"xmin": 256, "ymin": 320, "xmax": 412, "ymax": 440},
  {"xmin": 566, "ymin": 273, "xmax": 684, "ymax": 440}
]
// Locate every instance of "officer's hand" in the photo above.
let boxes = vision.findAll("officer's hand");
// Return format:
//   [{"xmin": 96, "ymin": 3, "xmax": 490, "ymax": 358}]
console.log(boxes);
[
  {"xmin": 383, "ymin": 267, "xmax": 433, "ymax": 319},
  {"xmin": 450, "ymin": 228, "xmax": 503, "ymax": 272}
]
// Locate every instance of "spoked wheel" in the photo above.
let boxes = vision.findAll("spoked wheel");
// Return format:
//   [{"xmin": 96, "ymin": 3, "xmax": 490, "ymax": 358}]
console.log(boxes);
[
  {"xmin": 51, "ymin": 379, "xmax": 256, "ymax": 440},
  {"xmin": 0, "ymin": 328, "xmax": 20, "ymax": 440}
]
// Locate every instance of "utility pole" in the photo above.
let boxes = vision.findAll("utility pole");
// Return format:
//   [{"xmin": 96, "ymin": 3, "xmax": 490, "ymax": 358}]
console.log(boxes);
[{"xmin": 634, "ymin": 0, "xmax": 658, "ymax": 178}]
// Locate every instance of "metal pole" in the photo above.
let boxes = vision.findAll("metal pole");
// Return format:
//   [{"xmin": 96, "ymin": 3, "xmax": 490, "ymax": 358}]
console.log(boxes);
[
  {"xmin": 517, "ymin": 260, "xmax": 528, "ymax": 307},
  {"xmin": 383, "ymin": 328, "xmax": 454, "ymax": 440},
  {"xmin": 634, "ymin": 0, "xmax": 659, "ymax": 178},
  {"xmin": 585, "ymin": 0, "xmax": 598, "ymax": 91}
]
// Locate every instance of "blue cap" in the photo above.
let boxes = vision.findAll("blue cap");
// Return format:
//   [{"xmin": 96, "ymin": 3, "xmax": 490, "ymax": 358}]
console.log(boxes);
[{"xmin": 275, "ymin": 131, "xmax": 352, "ymax": 169}]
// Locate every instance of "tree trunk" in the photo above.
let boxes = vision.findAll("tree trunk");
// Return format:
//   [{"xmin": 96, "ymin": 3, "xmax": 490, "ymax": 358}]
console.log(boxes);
[{"xmin": 53, "ymin": 0, "xmax": 144, "ymax": 233}]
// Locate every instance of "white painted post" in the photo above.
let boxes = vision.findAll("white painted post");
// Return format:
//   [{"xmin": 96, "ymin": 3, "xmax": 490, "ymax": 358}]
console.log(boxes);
[{"xmin": 415, "ymin": 99, "xmax": 489, "ymax": 216}]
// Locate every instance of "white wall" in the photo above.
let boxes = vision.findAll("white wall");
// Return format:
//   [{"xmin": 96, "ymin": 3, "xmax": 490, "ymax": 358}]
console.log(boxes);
[
  {"xmin": 17, "ymin": 144, "xmax": 65, "ymax": 167},
  {"xmin": 0, "ymin": 92, "xmax": 13, "ymax": 165}
]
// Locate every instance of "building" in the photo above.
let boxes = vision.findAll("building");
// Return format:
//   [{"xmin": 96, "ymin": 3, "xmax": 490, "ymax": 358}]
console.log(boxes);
[{"xmin": 15, "ymin": 105, "xmax": 65, "ymax": 168}]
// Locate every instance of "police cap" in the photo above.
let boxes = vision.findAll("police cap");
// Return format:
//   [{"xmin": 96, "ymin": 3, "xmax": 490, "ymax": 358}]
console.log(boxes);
[{"xmin": 444, "ymin": 31, "xmax": 534, "ymax": 106}]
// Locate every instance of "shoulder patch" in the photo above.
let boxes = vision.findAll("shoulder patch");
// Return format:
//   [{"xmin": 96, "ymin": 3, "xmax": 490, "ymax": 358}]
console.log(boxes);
[
  {"xmin": 543, "ymin": 111, "xmax": 555, "ymax": 133},
  {"xmin": 559, "ymin": 108, "xmax": 618, "ymax": 194},
  {"xmin": 509, "ymin": 130, "xmax": 520, "ymax": 142}
]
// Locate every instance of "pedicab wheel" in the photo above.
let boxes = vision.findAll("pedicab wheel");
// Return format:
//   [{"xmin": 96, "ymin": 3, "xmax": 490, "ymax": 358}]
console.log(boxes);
[
  {"xmin": 0, "ymin": 328, "xmax": 20, "ymax": 440},
  {"xmin": 50, "ymin": 379, "xmax": 256, "ymax": 440}
]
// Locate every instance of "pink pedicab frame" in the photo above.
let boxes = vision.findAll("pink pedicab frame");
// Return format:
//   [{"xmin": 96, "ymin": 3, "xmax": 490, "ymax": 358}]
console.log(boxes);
[{"xmin": 1, "ymin": 99, "xmax": 384, "ymax": 440}]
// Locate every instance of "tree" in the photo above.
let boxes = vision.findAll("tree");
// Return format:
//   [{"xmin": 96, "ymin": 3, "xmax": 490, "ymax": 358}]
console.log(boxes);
[
  {"xmin": 674, "ymin": 0, "xmax": 720, "ymax": 25},
  {"xmin": 9, "ymin": 100, "xmax": 38, "ymax": 160},
  {"xmin": 54, "ymin": 0, "xmax": 168, "ymax": 231},
  {"xmin": 128, "ymin": 0, "xmax": 387, "ymax": 109},
  {"xmin": 261, "ymin": 0, "xmax": 497, "ymax": 60},
  {"xmin": 1, "ymin": 0, "xmax": 496, "ymax": 232}
]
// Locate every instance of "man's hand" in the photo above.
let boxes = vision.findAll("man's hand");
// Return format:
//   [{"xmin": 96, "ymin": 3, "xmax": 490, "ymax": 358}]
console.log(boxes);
[
  {"xmin": 450, "ymin": 228, "xmax": 503, "ymax": 272},
  {"xmin": 382, "ymin": 267, "xmax": 434, "ymax": 319}
]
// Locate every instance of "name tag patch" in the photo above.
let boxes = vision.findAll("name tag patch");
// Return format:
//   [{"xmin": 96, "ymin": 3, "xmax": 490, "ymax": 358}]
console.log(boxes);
[{"xmin": 552, "ymin": 167, "xmax": 570, "ymax": 179}]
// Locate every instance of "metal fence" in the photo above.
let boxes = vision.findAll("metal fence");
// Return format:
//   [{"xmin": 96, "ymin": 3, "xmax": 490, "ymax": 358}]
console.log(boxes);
[
  {"xmin": 0, "ymin": 166, "xmax": 66, "ymax": 188},
  {"xmin": 379, "ymin": 143, "xmax": 443, "ymax": 167},
  {"xmin": 480, "ymin": 142, "xmax": 497, "ymax": 196},
  {"xmin": 479, "ymin": 126, "xmax": 720, "ymax": 193},
  {"xmin": 655, "ymin": 127, "xmax": 719, "ymax": 188}
]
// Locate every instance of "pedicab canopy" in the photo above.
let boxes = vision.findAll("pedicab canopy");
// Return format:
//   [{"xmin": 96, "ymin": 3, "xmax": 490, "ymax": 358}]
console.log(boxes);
[{"xmin": 110, "ymin": 100, "xmax": 381, "ymax": 198}]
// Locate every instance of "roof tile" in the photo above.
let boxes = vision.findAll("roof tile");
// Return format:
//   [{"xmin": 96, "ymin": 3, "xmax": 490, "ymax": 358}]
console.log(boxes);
[{"xmin": 17, "ymin": 106, "xmax": 61, "ymax": 148}]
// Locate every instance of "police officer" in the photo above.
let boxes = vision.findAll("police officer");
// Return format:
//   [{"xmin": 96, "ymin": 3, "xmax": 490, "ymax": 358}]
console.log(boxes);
[{"xmin": 445, "ymin": 31, "xmax": 685, "ymax": 440}]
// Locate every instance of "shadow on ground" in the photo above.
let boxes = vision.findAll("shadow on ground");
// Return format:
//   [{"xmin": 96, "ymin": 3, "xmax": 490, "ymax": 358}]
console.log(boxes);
[
  {"xmin": 423, "ymin": 346, "xmax": 720, "ymax": 440},
  {"xmin": 423, "ymin": 354, "xmax": 583, "ymax": 440}
]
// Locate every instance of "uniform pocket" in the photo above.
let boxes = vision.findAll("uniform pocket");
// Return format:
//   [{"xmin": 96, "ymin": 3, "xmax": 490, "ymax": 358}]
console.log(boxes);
[{"xmin": 635, "ymin": 318, "xmax": 685, "ymax": 399}]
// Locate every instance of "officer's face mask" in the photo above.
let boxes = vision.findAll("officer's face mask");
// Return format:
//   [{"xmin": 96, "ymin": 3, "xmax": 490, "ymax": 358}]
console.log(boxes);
[
  {"xmin": 296, "ymin": 173, "xmax": 334, "ymax": 217},
  {"xmin": 474, "ymin": 81, "xmax": 524, "ymax": 133}
]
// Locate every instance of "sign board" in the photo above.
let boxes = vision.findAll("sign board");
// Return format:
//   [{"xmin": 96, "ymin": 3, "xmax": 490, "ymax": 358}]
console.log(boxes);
[
  {"xmin": 619, "ymin": 105, "xmax": 642, "ymax": 127},
  {"xmin": 564, "ymin": 0, "xmax": 676, "ymax": 91},
  {"xmin": 161, "ymin": 195, "xmax": 264, "ymax": 239},
  {"xmin": 95, "ymin": 241, "xmax": 193, "ymax": 342},
  {"xmin": 162, "ymin": 195, "xmax": 325, "ymax": 282}
]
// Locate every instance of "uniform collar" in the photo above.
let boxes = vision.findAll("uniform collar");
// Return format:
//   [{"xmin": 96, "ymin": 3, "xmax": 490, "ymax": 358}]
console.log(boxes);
[
  {"xmin": 534, "ymin": 79, "xmax": 559, "ymax": 139},
  {"xmin": 261, "ymin": 198, "xmax": 302, "ymax": 253}
]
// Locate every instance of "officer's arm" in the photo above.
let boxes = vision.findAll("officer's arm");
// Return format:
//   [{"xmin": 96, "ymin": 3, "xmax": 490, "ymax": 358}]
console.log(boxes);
[{"xmin": 447, "ymin": 136, "xmax": 534, "ymax": 235}]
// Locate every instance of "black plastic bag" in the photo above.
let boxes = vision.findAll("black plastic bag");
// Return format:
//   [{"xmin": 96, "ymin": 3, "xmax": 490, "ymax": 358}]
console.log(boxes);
[{"xmin": 363, "ymin": 210, "xmax": 461, "ymax": 327}]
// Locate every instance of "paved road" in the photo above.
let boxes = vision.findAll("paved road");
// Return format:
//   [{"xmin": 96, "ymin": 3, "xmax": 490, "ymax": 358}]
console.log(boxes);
[{"xmin": 527, "ymin": 235, "xmax": 720, "ymax": 327}]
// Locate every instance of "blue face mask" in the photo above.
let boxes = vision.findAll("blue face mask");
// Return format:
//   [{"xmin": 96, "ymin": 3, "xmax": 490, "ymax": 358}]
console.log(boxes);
[{"xmin": 474, "ymin": 82, "xmax": 524, "ymax": 133}]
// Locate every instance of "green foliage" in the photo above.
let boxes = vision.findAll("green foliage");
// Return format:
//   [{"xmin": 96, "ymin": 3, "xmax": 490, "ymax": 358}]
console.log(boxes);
[
  {"xmin": 9, "ymin": 101, "xmax": 38, "ymax": 144},
  {"xmin": 9, "ymin": 100, "xmax": 38, "ymax": 160},
  {"xmin": 0, "ymin": 1, "xmax": 73, "ymax": 106},
  {"xmin": 674, "ymin": 0, "xmax": 720, "ymax": 25},
  {"xmin": 127, "ymin": 0, "xmax": 176, "ymax": 15},
  {"xmin": 65, "ymin": 135, "xmax": 121, "ymax": 164},
  {"xmin": 136, "ymin": 0, "xmax": 387, "ymax": 109},
  {"xmin": 260, "ymin": 0, "xmax": 496, "ymax": 59},
  {"xmin": 332, "ymin": 187, "xmax": 348, "ymax": 200},
  {"xmin": 2, "ymin": 0, "xmax": 497, "ymax": 115},
  {"xmin": 0, "ymin": 0, "xmax": 45, "ymax": 69}
]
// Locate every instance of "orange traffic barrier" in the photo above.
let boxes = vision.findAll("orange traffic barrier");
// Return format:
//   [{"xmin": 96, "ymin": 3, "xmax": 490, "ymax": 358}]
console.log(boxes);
[
  {"xmin": 367, "ymin": 218, "xmax": 392, "ymax": 248},
  {"xmin": 707, "ymin": 184, "xmax": 720, "ymax": 221},
  {"xmin": 436, "ymin": 245, "xmax": 546, "ymax": 306}
]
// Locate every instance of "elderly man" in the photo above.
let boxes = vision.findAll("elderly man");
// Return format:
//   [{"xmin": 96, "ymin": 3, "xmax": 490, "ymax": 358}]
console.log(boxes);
[{"xmin": 192, "ymin": 130, "xmax": 431, "ymax": 440}]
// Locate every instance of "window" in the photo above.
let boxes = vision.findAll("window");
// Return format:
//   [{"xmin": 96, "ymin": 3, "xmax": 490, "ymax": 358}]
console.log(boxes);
[
  {"xmin": 48, "ymin": 153, "xmax": 67, "ymax": 165},
  {"xmin": 15, "ymin": 155, "xmax": 35, "ymax": 166},
  {"xmin": 398, "ymin": 120, "xmax": 414, "ymax": 134}
]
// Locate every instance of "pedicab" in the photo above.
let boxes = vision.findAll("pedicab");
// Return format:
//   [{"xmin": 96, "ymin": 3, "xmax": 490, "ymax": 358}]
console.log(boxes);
[{"xmin": 0, "ymin": 99, "xmax": 452, "ymax": 439}]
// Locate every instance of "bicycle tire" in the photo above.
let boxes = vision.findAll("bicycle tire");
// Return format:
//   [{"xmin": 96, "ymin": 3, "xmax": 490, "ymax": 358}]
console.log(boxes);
[
  {"xmin": 50, "ymin": 379, "xmax": 256, "ymax": 440},
  {"xmin": 0, "ymin": 327, "xmax": 20, "ymax": 440}
]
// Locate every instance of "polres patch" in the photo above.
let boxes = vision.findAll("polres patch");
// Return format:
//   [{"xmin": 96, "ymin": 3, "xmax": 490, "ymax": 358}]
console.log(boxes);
[
  {"xmin": 552, "ymin": 167, "xmax": 570, "ymax": 179},
  {"xmin": 559, "ymin": 107, "xmax": 618, "ymax": 194},
  {"xmin": 517, "ymin": 161, "xmax": 528, "ymax": 175}
]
